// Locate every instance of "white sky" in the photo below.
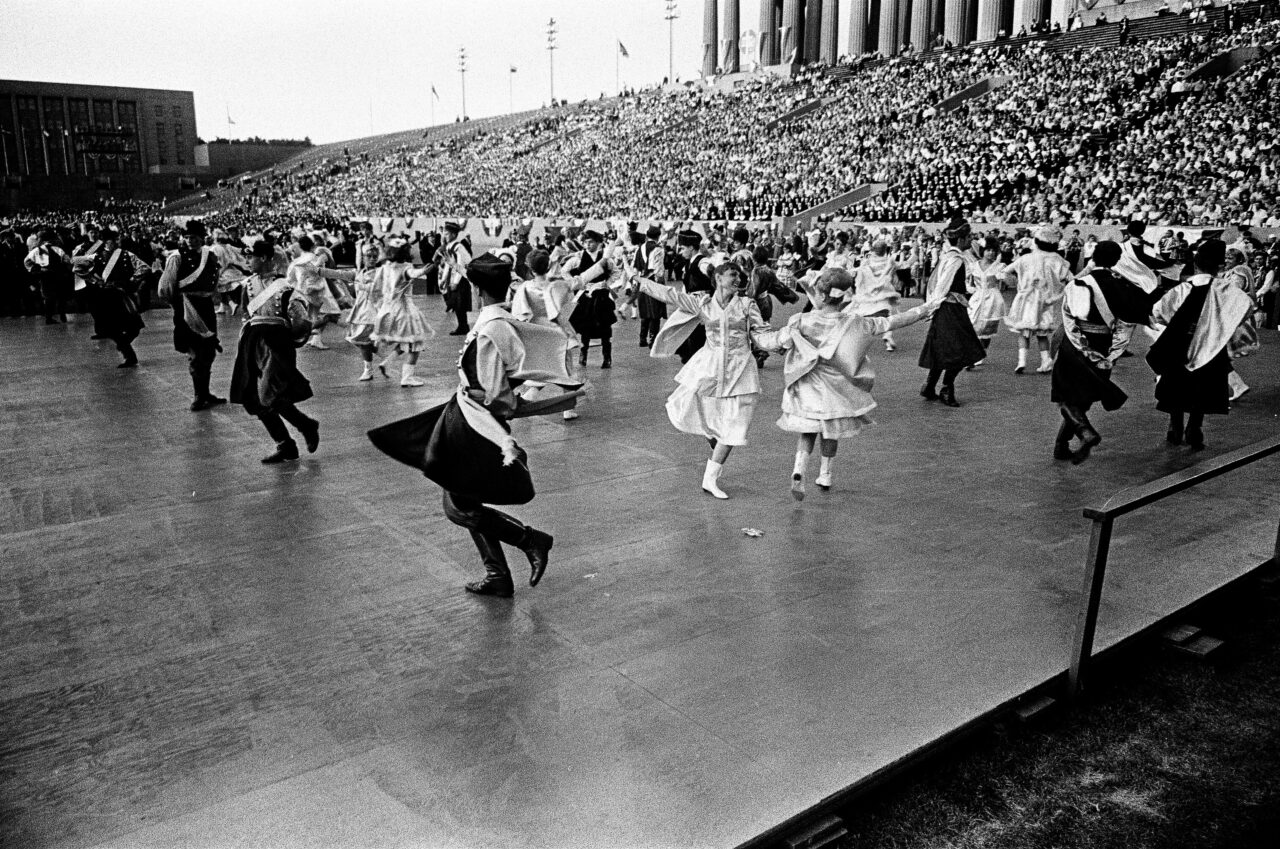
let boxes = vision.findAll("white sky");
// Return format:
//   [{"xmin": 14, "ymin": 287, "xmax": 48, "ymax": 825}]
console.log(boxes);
[{"xmin": 0, "ymin": 0, "xmax": 796, "ymax": 144}]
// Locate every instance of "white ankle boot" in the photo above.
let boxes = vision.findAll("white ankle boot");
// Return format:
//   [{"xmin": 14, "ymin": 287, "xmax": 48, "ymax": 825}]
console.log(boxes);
[
  {"xmin": 359, "ymin": 363, "xmax": 374, "ymax": 381},
  {"xmin": 1015, "ymin": 348, "xmax": 1028, "ymax": 374},
  {"xmin": 400, "ymin": 363, "xmax": 424, "ymax": 387},
  {"xmin": 702, "ymin": 460, "xmax": 729, "ymax": 499},
  {"xmin": 816, "ymin": 456, "xmax": 834, "ymax": 490},
  {"xmin": 306, "ymin": 333, "xmax": 328, "ymax": 350},
  {"xmin": 1036, "ymin": 350, "xmax": 1053, "ymax": 373}
]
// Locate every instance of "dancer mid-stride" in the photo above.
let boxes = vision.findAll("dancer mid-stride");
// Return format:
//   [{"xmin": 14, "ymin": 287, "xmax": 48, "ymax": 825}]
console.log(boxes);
[
  {"xmin": 759, "ymin": 267, "xmax": 937, "ymax": 498},
  {"xmin": 635, "ymin": 262, "xmax": 771, "ymax": 499},
  {"xmin": 320, "ymin": 242, "xmax": 387, "ymax": 381},
  {"xmin": 1146, "ymin": 240, "xmax": 1252, "ymax": 451},
  {"xmin": 1050, "ymin": 241, "xmax": 1133, "ymax": 464},
  {"xmin": 368, "ymin": 252, "xmax": 580, "ymax": 598},
  {"xmin": 919, "ymin": 217, "xmax": 986, "ymax": 407},
  {"xmin": 371, "ymin": 238, "xmax": 435, "ymax": 387}
]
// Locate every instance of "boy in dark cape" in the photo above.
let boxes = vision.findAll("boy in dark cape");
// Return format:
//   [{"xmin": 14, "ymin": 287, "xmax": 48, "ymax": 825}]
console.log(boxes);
[{"xmin": 369, "ymin": 253, "xmax": 582, "ymax": 597}]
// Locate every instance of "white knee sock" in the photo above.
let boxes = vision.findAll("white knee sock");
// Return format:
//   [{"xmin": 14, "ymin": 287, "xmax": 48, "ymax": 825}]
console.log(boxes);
[{"xmin": 793, "ymin": 450, "xmax": 809, "ymax": 477}]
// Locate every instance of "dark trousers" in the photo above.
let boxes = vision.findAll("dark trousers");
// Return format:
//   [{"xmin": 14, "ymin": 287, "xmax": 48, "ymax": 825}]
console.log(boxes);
[
  {"xmin": 258, "ymin": 404, "xmax": 316, "ymax": 447},
  {"xmin": 450, "ymin": 304, "xmax": 469, "ymax": 332},
  {"xmin": 639, "ymin": 317, "xmax": 661, "ymax": 344},
  {"xmin": 442, "ymin": 490, "xmax": 531, "ymax": 580},
  {"xmin": 186, "ymin": 341, "xmax": 219, "ymax": 399},
  {"xmin": 579, "ymin": 336, "xmax": 611, "ymax": 364},
  {"xmin": 114, "ymin": 328, "xmax": 139, "ymax": 362},
  {"xmin": 924, "ymin": 367, "xmax": 961, "ymax": 391}
]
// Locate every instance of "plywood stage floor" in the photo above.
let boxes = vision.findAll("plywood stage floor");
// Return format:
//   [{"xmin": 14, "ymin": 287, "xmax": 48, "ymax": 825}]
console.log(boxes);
[{"xmin": 3, "ymin": 294, "xmax": 1278, "ymax": 849}]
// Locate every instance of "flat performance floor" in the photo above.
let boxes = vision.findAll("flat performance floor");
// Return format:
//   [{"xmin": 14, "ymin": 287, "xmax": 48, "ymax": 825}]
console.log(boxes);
[{"xmin": 3, "ymin": 295, "xmax": 1278, "ymax": 849}]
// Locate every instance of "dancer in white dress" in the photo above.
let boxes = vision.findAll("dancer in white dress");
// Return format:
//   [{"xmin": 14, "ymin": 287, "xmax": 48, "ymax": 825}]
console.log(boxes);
[
  {"xmin": 511, "ymin": 249, "xmax": 585, "ymax": 420},
  {"xmin": 371, "ymin": 239, "xmax": 434, "ymax": 387},
  {"xmin": 287, "ymin": 234, "xmax": 342, "ymax": 350},
  {"xmin": 845, "ymin": 239, "xmax": 902, "ymax": 351},
  {"xmin": 320, "ymin": 243, "xmax": 387, "ymax": 381},
  {"xmin": 636, "ymin": 262, "xmax": 771, "ymax": 499},
  {"xmin": 966, "ymin": 236, "xmax": 1008, "ymax": 366},
  {"xmin": 1002, "ymin": 224, "xmax": 1072, "ymax": 374},
  {"xmin": 759, "ymin": 267, "xmax": 937, "ymax": 499}
]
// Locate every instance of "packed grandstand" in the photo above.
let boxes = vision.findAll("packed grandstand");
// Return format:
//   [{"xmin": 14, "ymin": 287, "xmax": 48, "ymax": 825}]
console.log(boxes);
[{"xmin": 98, "ymin": 1, "xmax": 1279, "ymax": 237}]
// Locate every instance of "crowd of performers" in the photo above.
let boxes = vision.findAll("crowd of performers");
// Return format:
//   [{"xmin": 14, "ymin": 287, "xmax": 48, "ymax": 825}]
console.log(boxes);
[{"xmin": 5, "ymin": 213, "xmax": 1269, "ymax": 596}]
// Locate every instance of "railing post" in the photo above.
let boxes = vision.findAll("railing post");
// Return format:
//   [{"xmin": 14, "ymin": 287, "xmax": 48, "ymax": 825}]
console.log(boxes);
[
  {"xmin": 1273, "ymin": 510, "xmax": 1280, "ymax": 568},
  {"xmin": 1068, "ymin": 516, "xmax": 1114, "ymax": 699}
]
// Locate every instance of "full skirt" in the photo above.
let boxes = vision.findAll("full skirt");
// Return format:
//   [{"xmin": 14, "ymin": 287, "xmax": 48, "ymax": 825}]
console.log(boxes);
[
  {"xmin": 373, "ymin": 299, "xmax": 432, "ymax": 351},
  {"xmin": 919, "ymin": 301, "xmax": 985, "ymax": 370},
  {"xmin": 666, "ymin": 385, "xmax": 756, "ymax": 446}
]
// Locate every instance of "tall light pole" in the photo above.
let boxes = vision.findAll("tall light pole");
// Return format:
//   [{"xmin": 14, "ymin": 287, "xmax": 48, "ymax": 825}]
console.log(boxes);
[
  {"xmin": 664, "ymin": 1, "xmax": 679, "ymax": 84},
  {"xmin": 546, "ymin": 18, "xmax": 558, "ymax": 104},
  {"xmin": 458, "ymin": 47, "xmax": 468, "ymax": 120}
]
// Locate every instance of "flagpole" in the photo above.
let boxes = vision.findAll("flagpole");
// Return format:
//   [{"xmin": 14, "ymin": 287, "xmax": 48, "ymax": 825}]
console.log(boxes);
[
  {"xmin": 616, "ymin": 43, "xmax": 620, "ymax": 95},
  {"xmin": 509, "ymin": 69, "xmax": 514, "ymax": 114},
  {"xmin": 431, "ymin": 85, "xmax": 435, "ymax": 127}
]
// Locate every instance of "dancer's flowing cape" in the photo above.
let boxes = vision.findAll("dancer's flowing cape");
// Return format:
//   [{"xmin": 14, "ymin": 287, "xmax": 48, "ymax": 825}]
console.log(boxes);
[{"xmin": 367, "ymin": 316, "xmax": 583, "ymax": 505}]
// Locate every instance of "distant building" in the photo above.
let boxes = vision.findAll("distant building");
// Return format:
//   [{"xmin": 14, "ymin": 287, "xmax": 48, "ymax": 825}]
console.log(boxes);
[
  {"xmin": 0, "ymin": 79, "xmax": 198, "ymax": 177},
  {"xmin": 0, "ymin": 79, "xmax": 208, "ymax": 212}
]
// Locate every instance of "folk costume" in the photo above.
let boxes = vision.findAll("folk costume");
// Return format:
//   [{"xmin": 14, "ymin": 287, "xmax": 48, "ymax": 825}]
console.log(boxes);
[
  {"xmin": 1146, "ymin": 240, "xmax": 1252, "ymax": 450},
  {"xmin": 1223, "ymin": 255, "xmax": 1261, "ymax": 401},
  {"xmin": 287, "ymin": 241, "xmax": 341, "ymax": 349},
  {"xmin": 23, "ymin": 237, "xmax": 72, "ymax": 324},
  {"xmin": 846, "ymin": 243, "xmax": 903, "ymax": 352},
  {"xmin": 1003, "ymin": 225, "xmax": 1072, "ymax": 374},
  {"xmin": 511, "ymin": 249, "xmax": 584, "ymax": 420},
  {"xmin": 1050, "ymin": 241, "xmax": 1133, "ymax": 464},
  {"xmin": 967, "ymin": 245, "xmax": 1008, "ymax": 352},
  {"xmin": 78, "ymin": 232, "xmax": 146, "ymax": 367},
  {"xmin": 672, "ymin": 229, "xmax": 717, "ymax": 364},
  {"xmin": 760, "ymin": 268, "xmax": 935, "ymax": 499},
  {"xmin": 230, "ymin": 241, "xmax": 320, "ymax": 464},
  {"xmin": 638, "ymin": 265, "xmax": 770, "ymax": 499},
  {"xmin": 368, "ymin": 253, "xmax": 579, "ymax": 598},
  {"xmin": 633, "ymin": 226, "xmax": 668, "ymax": 347},
  {"xmin": 564, "ymin": 231, "xmax": 618, "ymax": 368},
  {"xmin": 211, "ymin": 235, "xmax": 249, "ymax": 315},
  {"xmin": 158, "ymin": 220, "xmax": 225, "ymax": 411},
  {"xmin": 439, "ymin": 223, "xmax": 473, "ymax": 335},
  {"xmin": 919, "ymin": 219, "xmax": 986, "ymax": 407},
  {"xmin": 320, "ymin": 248, "xmax": 385, "ymax": 381},
  {"xmin": 371, "ymin": 251, "xmax": 434, "ymax": 387}
]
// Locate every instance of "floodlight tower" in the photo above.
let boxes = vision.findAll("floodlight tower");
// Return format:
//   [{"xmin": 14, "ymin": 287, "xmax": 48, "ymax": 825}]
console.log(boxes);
[
  {"xmin": 664, "ymin": 1, "xmax": 679, "ymax": 84},
  {"xmin": 459, "ymin": 47, "xmax": 468, "ymax": 119},
  {"xmin": 547, "ymin": 18, "xmax": 559, "ymax": 104}
]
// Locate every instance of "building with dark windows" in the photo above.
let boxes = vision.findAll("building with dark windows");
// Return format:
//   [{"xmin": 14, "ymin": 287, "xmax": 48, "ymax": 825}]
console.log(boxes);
[
  {"xmin": 0, "ymin": 79, "xmax": 206, "ymax": 212},
  {"xmin": 0, "ymin": 79, "xmax": 198, "ymax": 177}
]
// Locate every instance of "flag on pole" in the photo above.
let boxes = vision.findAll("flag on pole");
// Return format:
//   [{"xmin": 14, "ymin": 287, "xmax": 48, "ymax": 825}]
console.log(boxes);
[
  {"xmin": 431, "ymin": 84, "xmax": 440, "ymax": 100},
  {"xmin": 618, "ymin": 40, "xmax": 629, "ymax": 57},
  {"xmin": 510, "ymin": 65, "xmax": 517, "ymax": 73}
]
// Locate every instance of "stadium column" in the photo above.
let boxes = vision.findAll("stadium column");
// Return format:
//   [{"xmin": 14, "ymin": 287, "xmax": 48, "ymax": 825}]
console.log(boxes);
[
  {"xmin": 782, "ymin": 0, "xmax": 805, "ymax": 64},
  {"xmin": 724, "ymin": 0, "xmax": 740, "ymax": 72},
  {"xmin": 944, "ymin": 0, "xmax": 969, "ymax": 45},
  {"xmin": 911, "ymin": 0, "xmax": 933, "ymax": 51},
  {"xmin": 975, "ymin": 0, "xmax": 1001, "ymax": 41},
  {"xmin": 820, "ymin": 0, "xmax": 840, "ymax": 62},
  {"xmin": 759, "ymin": 0, "xmax": 778, "ymax": 64},
  {"xmin": 703, "ymin": 0, "xmax": 719, "ymax": 77},
  {"xmin": 849, "ymin": 0, "xmax": 869, "ymax": 55},
  {"xmin": 804, "ymin": 0, "xmax": 823, "ymax": 63},
  {"xmin": 1011, "ymin": 0, "xmax": 1039, "ymax": 33},
  {"xmin": 877, "ymin": 0, "xmax": 900, "ymax": 55},
  {"xmin": 1049, "ymin": 0, "xmax": 1071, "ymax": 30}
]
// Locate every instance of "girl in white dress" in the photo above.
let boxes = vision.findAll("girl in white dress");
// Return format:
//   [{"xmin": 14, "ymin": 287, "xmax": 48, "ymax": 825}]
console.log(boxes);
[
  {"xmin": 845, "ymin": 239, "xmax": 902, "ymax": 352},
  {"xmin": 1002, "ymin": 224, "xmax": 1073, "ymax": 374},
  {"xmin": 511, "ymin": 249, "xmax": 585, "ymax": 420},
  {"xmin": 636, "ymin": 262, "xmax": 771, "ymax": 499},
  {"xmin": 287, "ymin": 234, "xmax": 342, "ymax": 349},
  {"xmin": 371, "ymin": 239, "xmax": 434, "ymax": 387},
  {"xmin": 759, "ymin": 268, "xmax": 936, "ymax": 498},
  {"xmin": 966, "ymin": 237, "xmax": 1008, "ymax": 365},
  {"xmin": 320, "ymin": 243, "xmax": 386, "ymax": 382}
]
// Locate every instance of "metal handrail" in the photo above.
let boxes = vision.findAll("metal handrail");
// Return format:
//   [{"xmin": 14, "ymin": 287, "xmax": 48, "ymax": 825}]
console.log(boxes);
[{"xmin": 1068, "ymin": 433, "xmax": 1280, "ymax": 697}]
